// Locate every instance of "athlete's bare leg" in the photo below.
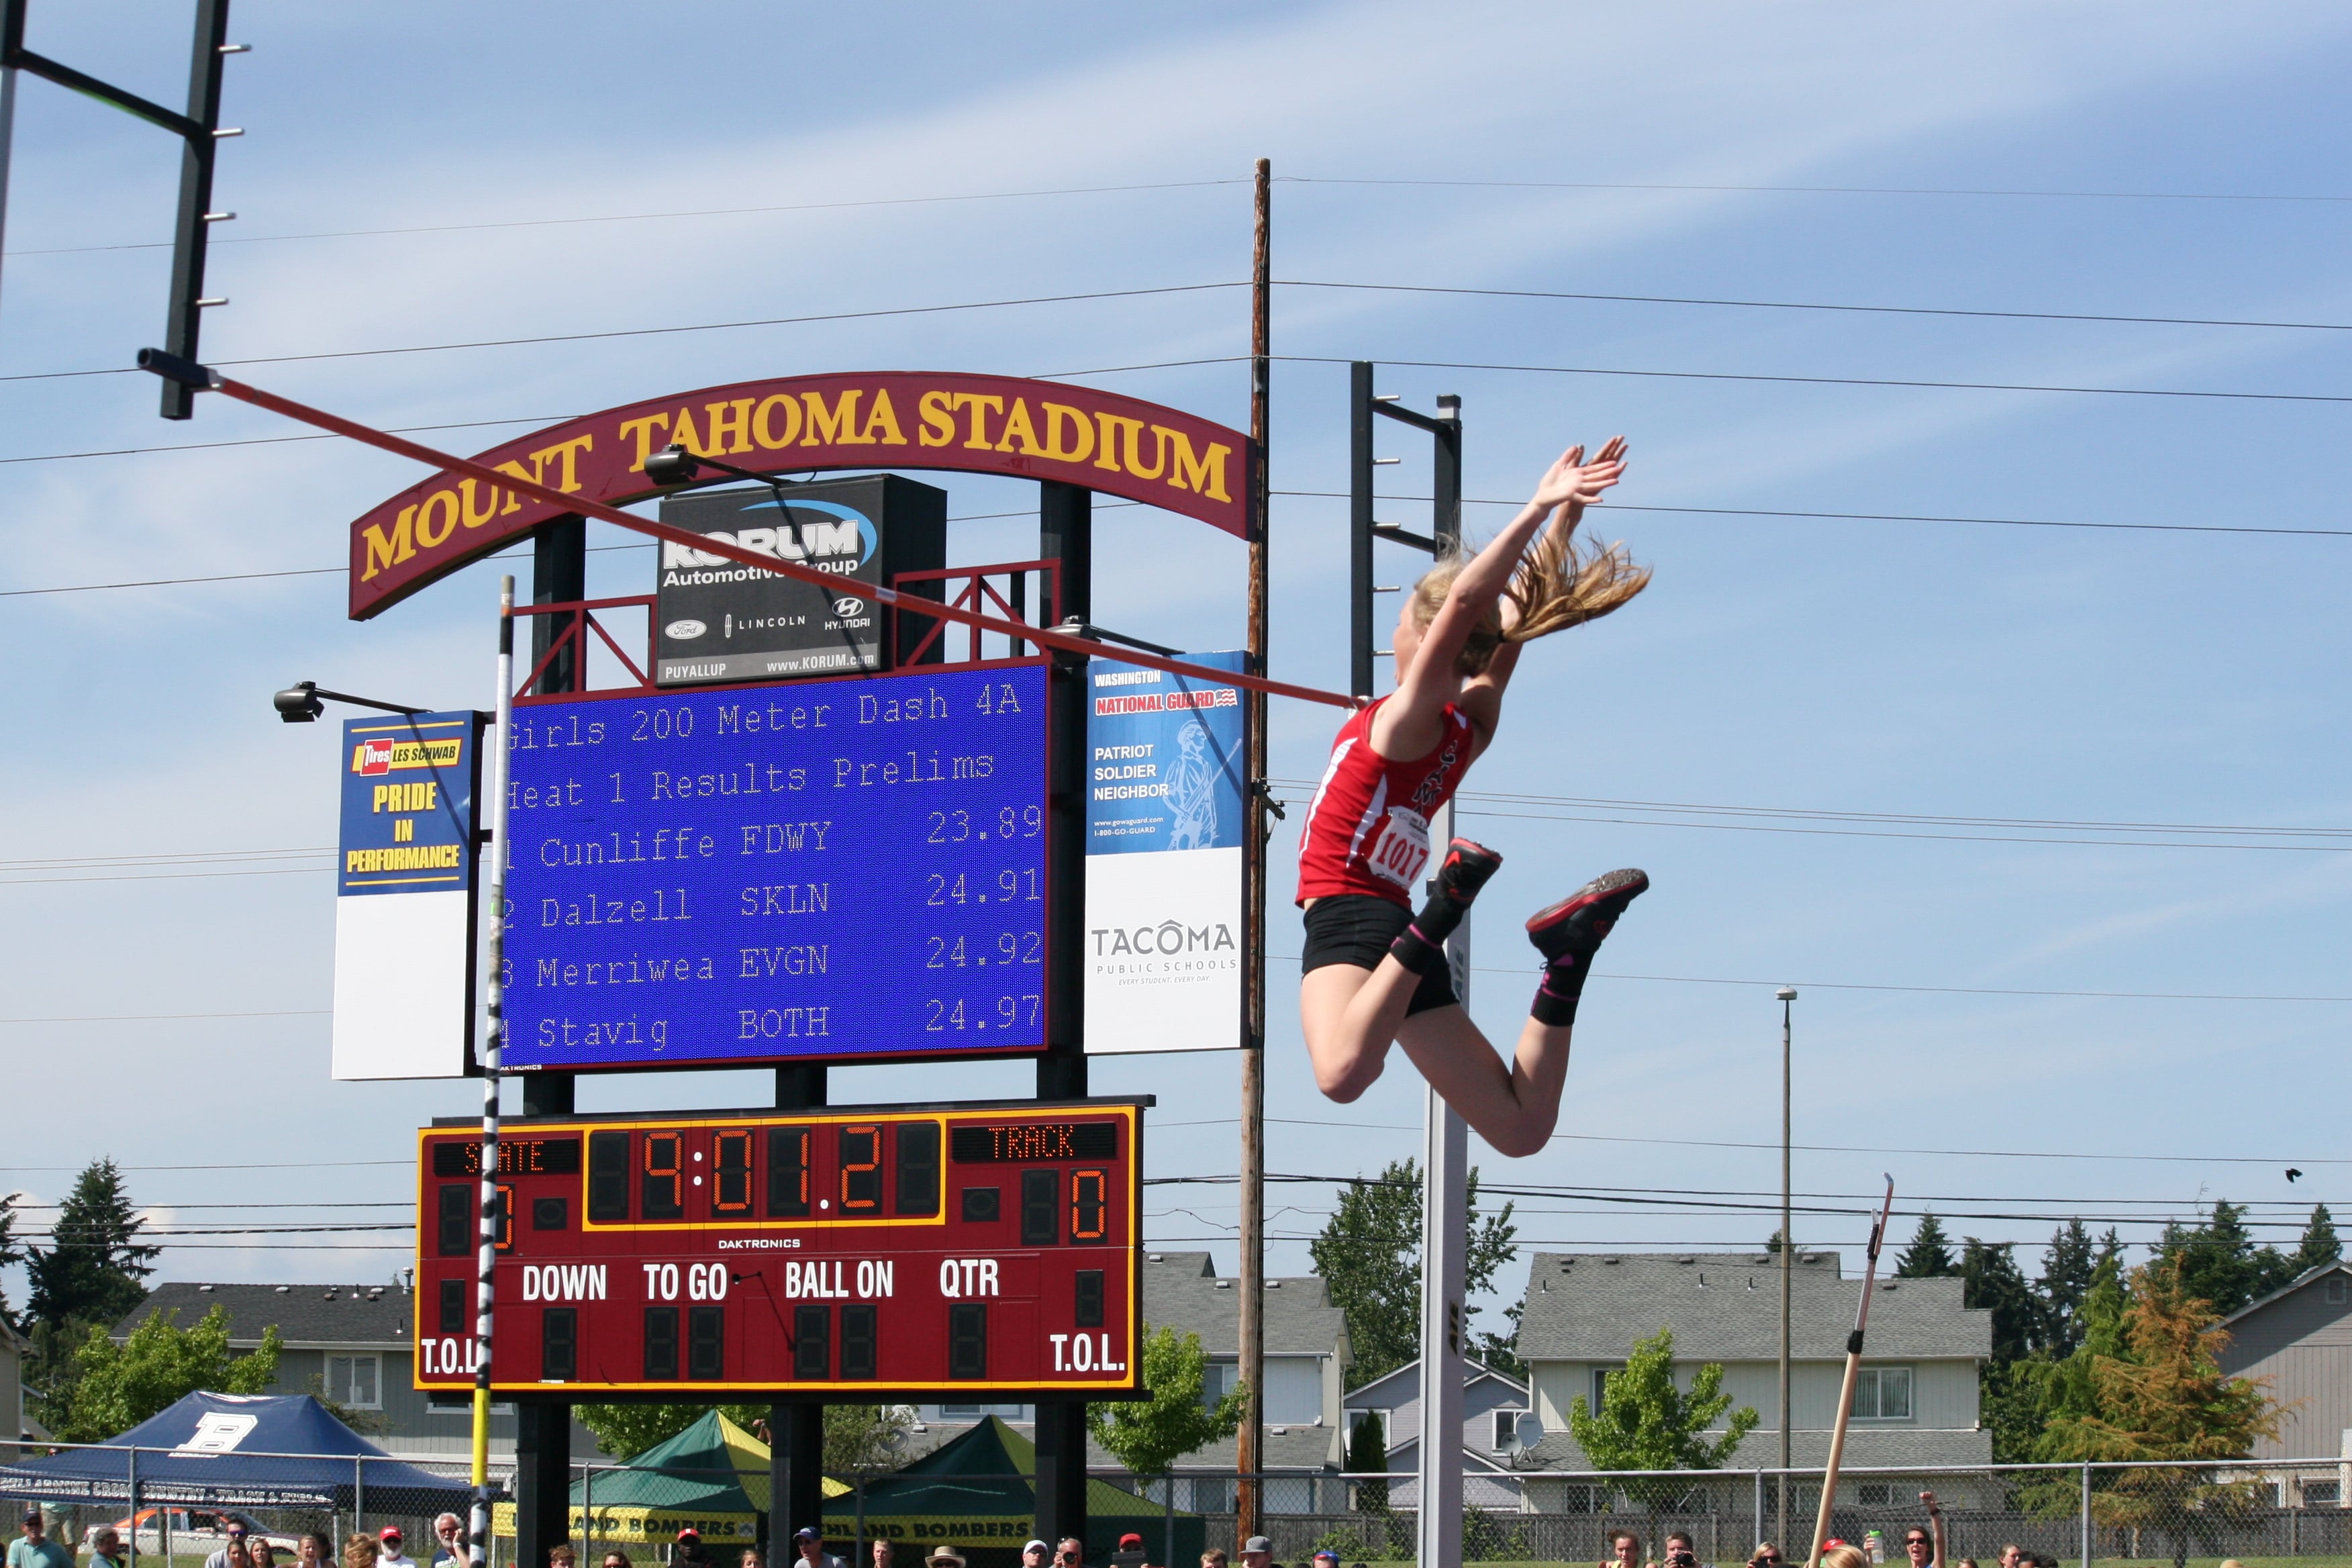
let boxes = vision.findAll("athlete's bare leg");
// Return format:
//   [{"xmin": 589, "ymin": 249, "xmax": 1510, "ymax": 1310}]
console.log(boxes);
[
  {"xmin": 1300, "ymin": 957, "xmax": 1420, "ymax": 1101},
  {"xmin": 1392, "ymin": 1008, "xmax": 1573, "ymax": 1157}
]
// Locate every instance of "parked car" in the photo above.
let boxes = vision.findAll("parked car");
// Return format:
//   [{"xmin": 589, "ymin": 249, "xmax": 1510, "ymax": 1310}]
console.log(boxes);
[{"xmin": 110, "ymin": 1509, "xmax": 302, "ymax": 1556}]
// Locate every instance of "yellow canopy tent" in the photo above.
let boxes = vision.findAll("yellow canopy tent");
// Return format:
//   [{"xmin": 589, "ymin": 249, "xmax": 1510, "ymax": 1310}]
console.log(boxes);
[{"xmin": 494, "ymin": 1412, "xmax": 848, "ymax": 1551}]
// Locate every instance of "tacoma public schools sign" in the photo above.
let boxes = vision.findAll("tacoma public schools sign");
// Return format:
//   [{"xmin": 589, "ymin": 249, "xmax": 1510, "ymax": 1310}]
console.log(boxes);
[{"xmin": 343, "ymin": 371, "xmax": 1254, "ymax": 621}]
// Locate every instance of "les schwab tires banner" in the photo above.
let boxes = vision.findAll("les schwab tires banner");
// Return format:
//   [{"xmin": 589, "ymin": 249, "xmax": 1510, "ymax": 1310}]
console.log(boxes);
[{"xmin": 1082, "ymin": 652, "xmax": 1244, "ymax": 1054}]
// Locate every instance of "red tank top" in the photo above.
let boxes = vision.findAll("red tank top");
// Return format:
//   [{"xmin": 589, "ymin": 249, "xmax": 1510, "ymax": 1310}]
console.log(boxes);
[{"xmin": 1295, "ymin": 697, "xmax": 1476, "ymax": 907}]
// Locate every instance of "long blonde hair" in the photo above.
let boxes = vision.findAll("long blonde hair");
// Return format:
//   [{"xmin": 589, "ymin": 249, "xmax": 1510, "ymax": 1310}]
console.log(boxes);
[{"xmin": 1408, "ymin": 518, "xmax": 1650, "ymax": 676}]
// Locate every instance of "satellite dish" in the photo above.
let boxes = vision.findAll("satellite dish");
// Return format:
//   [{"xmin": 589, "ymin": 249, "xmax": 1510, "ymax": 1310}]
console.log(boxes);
[{"xmin": 1514, "ymin": 1410, "xmax": 1545, "ymax": 1452}]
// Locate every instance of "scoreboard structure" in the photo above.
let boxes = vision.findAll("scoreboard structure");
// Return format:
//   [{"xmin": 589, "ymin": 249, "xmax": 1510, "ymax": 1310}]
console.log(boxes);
[{"xmin": 415, "ymin": 1099, "xmax": 1144, "ymax": 1399}]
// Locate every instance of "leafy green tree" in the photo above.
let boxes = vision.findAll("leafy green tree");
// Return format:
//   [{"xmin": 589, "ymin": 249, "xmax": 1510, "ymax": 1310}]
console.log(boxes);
[
  {"xmin": 1475, "ymin": 1297, "xmax": 1527, "ymax": 1381},
  {"xmin": 26, "ymin": 1159, "xmax": 159, "ymax": 1332},
  {"xmin": 1088, "ymin": 1324, "xmax": 1245, "ymax": 1478},
  {"xmin": 573, "ymin": 1402, "xmax": 911, "ymax": 1470},
  {"xmin": 1308, "ymin": 1159, "xmax": 1518, "ymax": 1384},
  {"xmin": 1894, "ymin": 1214, "xmax": 1959, "ymax": 1278},
  {"xmin": 1567, "ymin": 1326, "xmax": 1760, "ymax": 1489},
  {"xmin": 2292, "ymin": 1204, "xmax": 2340, "ymax": 1273},
  {"xmin": 50, "ymin": 1305, "xmax": 282, "ymax": 1442}
]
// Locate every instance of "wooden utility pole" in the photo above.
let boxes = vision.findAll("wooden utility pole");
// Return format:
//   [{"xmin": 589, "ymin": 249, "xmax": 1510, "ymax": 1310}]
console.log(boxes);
[{"xmin": 1236, "ymin": 154, "xmax": 1271, "ymax": 1553}]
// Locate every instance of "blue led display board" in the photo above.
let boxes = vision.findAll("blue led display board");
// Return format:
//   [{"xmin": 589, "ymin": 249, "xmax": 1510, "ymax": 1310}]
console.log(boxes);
[{"xmin": 501, "ymin": 662, "xmax": 1049, "ymax": 1069}]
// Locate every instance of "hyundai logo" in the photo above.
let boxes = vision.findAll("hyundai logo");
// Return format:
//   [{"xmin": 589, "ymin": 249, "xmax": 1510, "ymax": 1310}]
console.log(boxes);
[
  {"xmin": 833, "ymin": 597, "xmax": 864, "ymax": 617},
  {"xmin": 665, "ymin": 619, "xmax": 707, "ymax": 641}
]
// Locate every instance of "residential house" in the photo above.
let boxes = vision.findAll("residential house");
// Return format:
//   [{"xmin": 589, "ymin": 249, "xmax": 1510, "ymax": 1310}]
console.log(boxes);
[
  {"xmin": 908, "ymin": 1251, "xmax": 1351, "ymax": 1505},
  {"xmin": 114, "ymin": 1283, "xmax": 601, "ymax": 1467},
  {"xmin": 1515, "ymin": 1251, "xmax": 1993, "ymax": 1513},
  {"xmin": 2214, "ymin": 1259, "xmax": 2352, "ymax": 1503},
  {"xmin": 1342, "ymin": 1358, "xmax": 1533, "ymax": 1510}
]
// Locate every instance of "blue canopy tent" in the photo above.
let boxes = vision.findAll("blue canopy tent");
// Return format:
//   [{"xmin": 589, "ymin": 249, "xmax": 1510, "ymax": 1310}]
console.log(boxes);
[{"xmin": 0, "ymin": 1392, "xmax": 475, "ymax": 1512}]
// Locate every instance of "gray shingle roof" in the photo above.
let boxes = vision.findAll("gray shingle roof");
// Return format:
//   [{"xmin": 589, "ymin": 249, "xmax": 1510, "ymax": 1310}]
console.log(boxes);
[
  {"xmin": 115, "ymin": 1283, "xmax": 415, "ymax": 1349},
  {"xmin": 1140, "ymin": 1253, "xmax": 1349, "ymax": 1360},
  {"xmin": 1517, "ymin": 1253, "xmax": 1989, "ymax": 1362}
]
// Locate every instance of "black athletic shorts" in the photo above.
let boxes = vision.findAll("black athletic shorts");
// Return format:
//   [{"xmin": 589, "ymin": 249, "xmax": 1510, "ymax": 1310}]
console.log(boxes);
[{"xmin": 1300, "ymin": 893, "xmax": 1459, "ymax": 1016}]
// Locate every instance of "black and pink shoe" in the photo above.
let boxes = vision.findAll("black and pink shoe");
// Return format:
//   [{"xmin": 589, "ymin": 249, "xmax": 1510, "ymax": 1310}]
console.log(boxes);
[
  {"xmin": 1430, "ymin": 836, "xmax": 1505, "ymax": 908},
  {"xmin": 1526, "ymin": 867, "xmax": 1650, "ymax": 966}
]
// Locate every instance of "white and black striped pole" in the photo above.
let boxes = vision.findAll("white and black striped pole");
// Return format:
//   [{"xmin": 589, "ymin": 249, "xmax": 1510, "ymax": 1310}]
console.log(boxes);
[
  {"xmin": 469, "ymin": 575, "xmax": 517, "ymax": 1567},
  {"xmin": 1807, "ymin": 1175, "xmax": 1897, "ymax": 1568}
]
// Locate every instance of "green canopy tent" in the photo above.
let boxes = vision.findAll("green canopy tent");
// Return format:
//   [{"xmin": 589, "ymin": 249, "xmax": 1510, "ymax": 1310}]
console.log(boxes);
[
  {"xmin": 495, "ymin": 1411, "xmax": 848, "ymax": 1552},
  {"xmin": 826, "ymin": 1416, "xmax": 1201, "ymax": 1568}
]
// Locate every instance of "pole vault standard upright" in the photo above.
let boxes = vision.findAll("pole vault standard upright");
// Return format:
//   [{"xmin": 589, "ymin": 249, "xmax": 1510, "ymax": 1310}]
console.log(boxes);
[{"xmin": 1806, "ymin": 1177, "xmax": 1897, "ymax": 1568}]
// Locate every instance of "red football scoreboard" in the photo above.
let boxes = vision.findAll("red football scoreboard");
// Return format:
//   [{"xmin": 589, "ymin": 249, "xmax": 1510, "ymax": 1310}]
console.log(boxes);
[{"xmin": 414, "ymin": 1100, "xmax": 1144, "ymax": 1398}]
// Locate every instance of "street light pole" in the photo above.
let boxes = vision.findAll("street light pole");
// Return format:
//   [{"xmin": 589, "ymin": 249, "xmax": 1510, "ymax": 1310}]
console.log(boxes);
[{"xmin": 1776, "ymin": 985, "xmax": 1796, "ymax": 1547}]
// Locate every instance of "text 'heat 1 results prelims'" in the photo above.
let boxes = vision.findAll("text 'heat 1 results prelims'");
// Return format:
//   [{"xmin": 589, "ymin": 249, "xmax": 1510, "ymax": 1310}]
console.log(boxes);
[{"xmin": 501, "ymin": 663, "xmax": 1048, "ymax": 1069}]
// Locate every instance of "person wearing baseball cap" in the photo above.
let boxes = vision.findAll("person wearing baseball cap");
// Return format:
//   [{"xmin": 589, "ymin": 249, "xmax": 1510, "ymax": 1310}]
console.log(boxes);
[
  {"xmin": 11, "ymin": 1511, "xmax": 69, "ymax": 1568},
  {"xmin": 1021, "ymin": 1545, "xmax": 1048, "ymax": 1568},
  {"xmin": 1239, "ymin": 1539, "xmax": 1271, "ymax": 1568},
  {"xmin": 376, "ymin": 1530, "xmax": 416, "ymax": 1568},
  {"xmin": 1312, "ymin": 1553, "xmax": 1340, "ymax": 1568},
  {"xmin": 788, "ymin": 1528, "xmax": 842, "ymax": 1568}
]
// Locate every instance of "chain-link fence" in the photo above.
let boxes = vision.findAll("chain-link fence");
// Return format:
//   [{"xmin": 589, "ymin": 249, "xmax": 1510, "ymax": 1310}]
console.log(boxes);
[
  {"xmin": 0, "ymin": 1444, "xmax": 481, "ymax": 1568},
  {"xmin": 10, "ymin": 1450, "xmax": 2347, "ymax": 1568}
]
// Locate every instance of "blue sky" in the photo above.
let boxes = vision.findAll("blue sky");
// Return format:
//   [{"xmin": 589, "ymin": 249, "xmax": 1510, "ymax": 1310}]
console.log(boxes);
[{"xmin": 2, "ymin": 3, "xmax": 2348, "ymax": 1326}]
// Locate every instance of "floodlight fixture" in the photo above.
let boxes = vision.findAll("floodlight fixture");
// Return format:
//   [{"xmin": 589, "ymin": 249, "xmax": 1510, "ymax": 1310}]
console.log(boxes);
[{"xmin": 273, "ymin": 681, "xmax": 427, "ymax": 723}]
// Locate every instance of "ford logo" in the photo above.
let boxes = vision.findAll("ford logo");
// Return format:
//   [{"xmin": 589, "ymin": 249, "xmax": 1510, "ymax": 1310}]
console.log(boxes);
[
  {"xmin": 665, "ymin": 619, "xmax": 707, "ymax": 641},
  {"xmin": 833, "ymin": 597, "xmax": 863, "ymax": 617}
]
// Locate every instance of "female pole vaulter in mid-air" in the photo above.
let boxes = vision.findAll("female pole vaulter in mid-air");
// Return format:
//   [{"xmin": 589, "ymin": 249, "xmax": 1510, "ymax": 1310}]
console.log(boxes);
[{"xmin": 1295, "ymin": 438, "xmax": 1651, "ymax": 1156}]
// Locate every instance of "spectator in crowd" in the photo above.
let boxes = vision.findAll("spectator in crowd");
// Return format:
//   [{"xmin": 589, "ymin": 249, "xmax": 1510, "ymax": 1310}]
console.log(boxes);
[
  {"xmin": 1600, "ymin": 1530, "xmax": 1643, "ymax": 1568},
  {"xmin": 1055, "ymin": 1541, "xmax": 1084, "ymax": 1568},
  {"xmin": 1020, "ymin": 1544, "xmax": 1047, "ymax": 1568},
  {"xmin": 546, "ymin": 1550, "xmax": 575, "ymax": 1568},
  {"xmin": 1822, "ymin": 1547, "xmax": 1869, "ymax": 1568},
  {"xmin": 1198, "ymin": 1554, "xmax": 1226, "ymax": 1568},
  {"xmin": 788, "ymin": 1528, "xmax": 840, "ymax": 1568},
  {"xmin": 1956, "ymin": 1559, "xmax": 1979, "ymax": 1568},
  {"xmin": 430, "ymin": 1518, "xmax": 462, "ymax": 1568},
  {"xmin": 1747, "ymin": 1547, "xmax": 1783, "ymax": 1568},
  {"xmin": 85, "ymin": 1530, "xmax": 124, "ymax": 1568},
  {"xmin": 344, "ymin": 1537, "xmax": 378, "ymax": 1568},
  {"xmin": 1111, "ymin": 1534, "xmax": 1147, "ymax": 1568},
  {"xmin": 376, "ymin": 1529, "xmax": 416, "ymax": 1568},
  {"xmin": 1311, "ymin": 1553, "xmax": 1339, "ymax": 1568},
  {"xmin": 741, "ymin": 1550, "xmax": 764, "ymax": 1568},
  {"xmin": 1661, "ymin": 1531, "xmax": 1703, "ymax": 1568},
  {"xmin": 200, "ymin": 1521, "xmax": 251, "ymax": 1568},
  {"xmin": 920, "ymin": 1553, "xmax": 962, "ymax": 1568},
  {"xmin": 1997, "ymin": 1547, "xmax": 2023, "ymax": 1568},
  {"xmin": 1909, "ymin": 1490, "xmax": 1949, "ymax": 1568},
  {"xmin": 601, "ymin": 1555, "xmax": 632, "ymax": 1568},
  {"xmin": 671, "ymin": 1533, "xmax": 709, "ymax": 1568},
  {"xmin": 867, "ymin": 1541, "xmax": 894, "ymax": 1568},
  {"xmin": 1238, "ymin": 1539, "xmax": 1270, "ymax": 1568},
  {"xmin": 295, "ymin": 1535, "xmax": 334, "ymax": 1568},
  {"xmin": 252, "ymin": 1541, "xmax": 279, "ymax": 1568}
]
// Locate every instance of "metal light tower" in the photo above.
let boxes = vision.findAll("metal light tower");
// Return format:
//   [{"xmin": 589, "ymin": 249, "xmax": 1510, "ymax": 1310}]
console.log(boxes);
[{"xmin": 1776, "ymin": 984, "xmax": 1796, "ymax": 1544}]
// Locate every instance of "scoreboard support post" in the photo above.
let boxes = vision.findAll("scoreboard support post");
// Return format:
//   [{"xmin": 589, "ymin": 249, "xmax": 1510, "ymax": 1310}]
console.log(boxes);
[
  {"xmin": 1034, "ymin": 476, "xmax": 1093, "ymax": 1552},
  {"xmin": 516, "ymin": 1074, "xmax": 574, "ymax": 1568},
  {"xmin": 516, "ymin": 524, "xmax": 583, "ymax": 1568},
  {"xmin": 773, "ymin": 1063, "xmax": 828, "ymax": 1547}
]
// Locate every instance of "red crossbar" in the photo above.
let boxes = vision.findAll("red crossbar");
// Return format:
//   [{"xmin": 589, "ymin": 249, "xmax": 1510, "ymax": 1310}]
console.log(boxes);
[{"xmin": 213, "ymin": 375, "xmax": 1358, "ymax": 712}]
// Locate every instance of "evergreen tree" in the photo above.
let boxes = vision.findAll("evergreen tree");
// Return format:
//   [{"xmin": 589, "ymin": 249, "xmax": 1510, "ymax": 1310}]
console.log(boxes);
[
  {"xmin": 1894, "ymin": 1214, "xmax": 1959, "ymax": 1278},
  {"xmin": 2040, "ymin": 1219, "xmax": 2099, "ymax": 1356},
  {"xmin": 2292, "ymin": 1205, "xmax": 2341, "ymax": 1273},
  {"xmin": 2157, "ymin": 1202, "xmax": 2292, "ymax": 1316},
  {"xmin": 1960, "ymin": 1238, "xmax": 2039, "ymax": 1363},
  {"xmin": 1309, "ymin": 1160, "xmax": 1519, "ymax": 1384},
  {"xmin": 1346, "ymin": 1409, "xmax": 1391, "ymax": 1511},
  {"xmin": 26, "ymin": 1159, "xmax": 158, "ymax": 1332}
]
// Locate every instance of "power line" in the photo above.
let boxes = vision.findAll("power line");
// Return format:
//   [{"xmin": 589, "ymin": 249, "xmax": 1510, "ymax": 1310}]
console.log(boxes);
[
  {"xmin": 1456, "ymin": 803, "xmax": 2352, "ymax": 854},
  {"xmin": 1277, "ymin": 489, "xmax": 2352, "ymax": 540},
  {"xmin": 3, "ymin": 177, "xmax": 1251, "ymax": 258},
  {"xmin": 1282, "ymin": 175, "xmax": 2352, "ymax": 205},
  {"xmin": 0, "ymin": 1159, "xmax": 406, "ymax": 1172},
  {"xmin": 0, "ymin": 283, "xmax": 1246, "ymax": 384},
  {"xmin": 1279, "ymin": 353, "xmax": 2352, "ymax": 407},
  {"xmin": 1283, "ymin": 278, "xmax": 2352, "ymax": 334},
  {"xmin": 0, "ymin": 412, "xmax": 582, "ymax": 469}
]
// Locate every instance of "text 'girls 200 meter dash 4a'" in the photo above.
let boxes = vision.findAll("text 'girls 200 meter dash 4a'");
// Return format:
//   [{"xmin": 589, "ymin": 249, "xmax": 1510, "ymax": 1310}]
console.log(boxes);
[{"xmin": 501, "ymin": 662, "xmax": 1049, "ymax": 1070}]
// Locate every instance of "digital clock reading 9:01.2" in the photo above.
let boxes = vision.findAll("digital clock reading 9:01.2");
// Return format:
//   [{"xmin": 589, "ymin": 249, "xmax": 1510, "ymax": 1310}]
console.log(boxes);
[
  {"xmin": 498, "ymin": 663, "xmax": 1049, "ymax": 1071},
  {"xmin": 413, "ymin": 1102, "xmax": 1144, "ymax": 1398}
]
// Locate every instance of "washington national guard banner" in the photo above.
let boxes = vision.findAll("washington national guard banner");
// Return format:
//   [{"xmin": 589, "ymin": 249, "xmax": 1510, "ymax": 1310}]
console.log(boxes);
[{"xmin": 1082, "ymin": 652, "xmax": 1244, "ymax": 1053}]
